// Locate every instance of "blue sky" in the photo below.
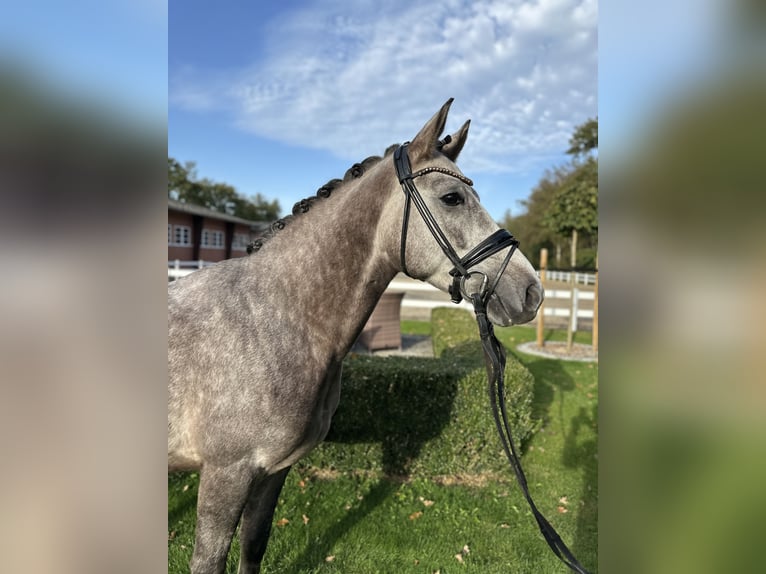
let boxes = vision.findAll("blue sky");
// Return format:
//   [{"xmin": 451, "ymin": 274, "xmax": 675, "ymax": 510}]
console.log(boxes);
[{"xmin": 169, "ymin": 0, "xmax": 597, "ymax": 222}]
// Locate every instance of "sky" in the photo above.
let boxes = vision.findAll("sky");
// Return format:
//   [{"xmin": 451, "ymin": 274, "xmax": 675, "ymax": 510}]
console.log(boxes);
[{"xmin": 168, "ymin": 0, "xmax": 597, "ymax": 222}]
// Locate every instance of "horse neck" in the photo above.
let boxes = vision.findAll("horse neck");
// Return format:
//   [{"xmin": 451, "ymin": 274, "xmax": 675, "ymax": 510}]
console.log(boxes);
[{"xmin": 251, "ymin": 165, "xmax": 400, "ymax": 357}]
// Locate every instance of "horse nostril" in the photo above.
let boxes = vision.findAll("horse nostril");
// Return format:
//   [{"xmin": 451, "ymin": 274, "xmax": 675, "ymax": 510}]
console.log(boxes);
[{"xmin": 526, "ymin": 283, "xmax": 544, "ymax": 311}]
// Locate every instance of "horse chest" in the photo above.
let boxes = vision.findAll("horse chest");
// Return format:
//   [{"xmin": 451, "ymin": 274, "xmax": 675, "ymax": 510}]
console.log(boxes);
[
  {"xmin": 265, "ymin": 360, "xmax": 343, "ymax": 472},
  {"xmin": 312, "ymin": 361, "xmax": 343, "ymax": 442}
]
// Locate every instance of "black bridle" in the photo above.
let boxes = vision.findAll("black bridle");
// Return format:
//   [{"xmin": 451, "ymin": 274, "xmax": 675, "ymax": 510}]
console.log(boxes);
[
  {"xmin": 394, "ymin": 142, "xmax": 519, "ymax": 306},
  {"xmin": 394, "ymin": 142, "xmax": 591, "ymax": 574}
]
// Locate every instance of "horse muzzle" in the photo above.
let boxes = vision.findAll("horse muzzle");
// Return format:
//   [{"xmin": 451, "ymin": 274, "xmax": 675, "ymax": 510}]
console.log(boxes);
[{"xmin": 487, "ymin": 278, "xmax": 544, "ymax": 327}]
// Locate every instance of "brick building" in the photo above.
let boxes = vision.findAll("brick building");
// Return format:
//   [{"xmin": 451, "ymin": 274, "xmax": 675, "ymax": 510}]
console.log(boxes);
[{"xmin": 168, "ymin": 199, "xmax": 270, "ymax": 263}]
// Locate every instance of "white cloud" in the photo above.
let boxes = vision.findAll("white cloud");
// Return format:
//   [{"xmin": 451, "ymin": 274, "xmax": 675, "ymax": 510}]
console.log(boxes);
[
  {"xmin": 170, "ymin": 0, "xmax": 596, "ymax": 174},
  {"xmin": 169, "ymin": 68, "xmax": 216, "ymax": 112}
]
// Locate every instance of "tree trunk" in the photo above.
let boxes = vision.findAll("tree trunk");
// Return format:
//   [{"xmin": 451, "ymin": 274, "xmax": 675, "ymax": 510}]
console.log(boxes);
[{"xmin": 536, "ymin": 248, "xmax": 548, "ymax": 348}]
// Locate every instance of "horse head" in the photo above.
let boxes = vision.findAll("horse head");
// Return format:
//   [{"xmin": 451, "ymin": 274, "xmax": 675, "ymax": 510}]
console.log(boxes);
[{"xmin": 383, "ymin": 99, "xmax": 543, "ymax": 326}]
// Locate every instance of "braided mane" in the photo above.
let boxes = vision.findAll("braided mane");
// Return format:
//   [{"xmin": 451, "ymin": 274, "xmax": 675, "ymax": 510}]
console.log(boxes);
[{"xmin": 246, "ymin": 144, "xmax": 399, "ymax": 254}]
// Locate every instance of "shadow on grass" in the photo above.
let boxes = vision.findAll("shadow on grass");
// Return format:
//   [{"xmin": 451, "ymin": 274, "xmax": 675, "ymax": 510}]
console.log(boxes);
[
  {"xmin": 514, "ymin": 352, "xmax": 598, "ymax": 572},
  {"xmin": 562, "ymin": 402, "xmax": 598, "ymax": 570},
  {"xmin": 520, "ymin": 355, "xmax": 577, "ymax": 433},
  {"xmin": 284, "ymin": 479, "xmax": 398, "ymax": 572},
  {"xmin": 282, "ymin": 356, "xmax": 461, "ymax": 572}
]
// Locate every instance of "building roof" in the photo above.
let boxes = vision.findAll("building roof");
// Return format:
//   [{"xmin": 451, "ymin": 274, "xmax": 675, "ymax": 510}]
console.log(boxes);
[{"xmin": 168, "ymin": 199, "xmax": 271, "ymax": 230}]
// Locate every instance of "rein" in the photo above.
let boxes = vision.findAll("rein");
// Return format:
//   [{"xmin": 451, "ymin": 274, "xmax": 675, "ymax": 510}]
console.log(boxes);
[{"xmin": 394, "ymin": 143, "xmax": 591, "ymax": 574}]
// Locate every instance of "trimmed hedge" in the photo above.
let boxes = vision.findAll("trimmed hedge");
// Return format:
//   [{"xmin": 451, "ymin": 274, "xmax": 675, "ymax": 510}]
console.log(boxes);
[
  {"xmin": 301, "ymin": 308, "xmax": 537, "ymax": 477},
  {"xmin": 431, "ymin": 307, "xmax": 537, "ymax": 453}
]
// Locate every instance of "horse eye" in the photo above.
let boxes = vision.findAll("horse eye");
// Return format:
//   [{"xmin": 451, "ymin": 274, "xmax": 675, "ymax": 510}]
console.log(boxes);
[{"xmin": 440, "ymin": 192, "xmax": 464, "ymax": 206}]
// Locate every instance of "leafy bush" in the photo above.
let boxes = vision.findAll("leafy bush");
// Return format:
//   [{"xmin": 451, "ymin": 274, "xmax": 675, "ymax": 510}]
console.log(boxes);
[
  {"xmin": 576, "ymin": 247, "xmax": 598, "ymax": 270},
  {"xmin": 301, "ymin": 308, "xmax": 537, "ymax": 477}
]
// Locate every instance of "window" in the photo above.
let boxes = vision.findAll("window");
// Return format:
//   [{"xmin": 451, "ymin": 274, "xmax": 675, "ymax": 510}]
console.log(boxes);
[
  {"xmin": 173, "ymin": 225, "xmax": 191, "ymax": 246},
  {"xmin": 201, "ymin": 229, "xmax": 224, "ymax": 249},
  {"xmin": 168, "ymin": 224, "xmax": 172, "ymax": 245},
  {"xmin": 232, "ymin": 233, "xmax": 249, "ymax": 251}
]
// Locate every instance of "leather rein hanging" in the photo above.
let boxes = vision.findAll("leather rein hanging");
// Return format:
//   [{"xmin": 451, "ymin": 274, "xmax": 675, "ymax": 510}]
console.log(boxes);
[{"xmin": 394, "ymin": 142, "xmax": 591, "ymax": 574}]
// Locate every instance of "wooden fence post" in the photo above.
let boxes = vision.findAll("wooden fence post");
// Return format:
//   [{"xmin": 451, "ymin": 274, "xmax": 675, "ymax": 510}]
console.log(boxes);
[
  {"xmin": 593, "ymin": 253, "xmax": 598, "ymax": 354},
  {"xmin": 536, "ymin": 248, "xmax": 547, "ymax": 348},
  {"xmin": 566, "ymin": 230, "xmax": 577, "ymax": 353}
]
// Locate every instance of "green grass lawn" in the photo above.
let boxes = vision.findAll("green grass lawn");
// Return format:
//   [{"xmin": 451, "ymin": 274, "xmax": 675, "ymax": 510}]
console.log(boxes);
[
  {"xmin": 168, "ymin": 322, "xmax": 597, "ymax": 573},
  {"xmin": 401, "ymin": 319, "xmax": 433, "ymax": 337}
]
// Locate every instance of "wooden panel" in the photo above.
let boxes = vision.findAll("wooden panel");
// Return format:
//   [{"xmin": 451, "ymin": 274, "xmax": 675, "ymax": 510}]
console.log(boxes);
[{"xmin": 359, "ymin": 293, "xmax": 404, "ymax": 351}]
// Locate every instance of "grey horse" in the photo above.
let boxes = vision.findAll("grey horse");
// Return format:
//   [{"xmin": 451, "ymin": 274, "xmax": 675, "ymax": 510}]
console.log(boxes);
[{"xmin": 168, "ymin": 99, "xmax": 543, "ymax": 573}]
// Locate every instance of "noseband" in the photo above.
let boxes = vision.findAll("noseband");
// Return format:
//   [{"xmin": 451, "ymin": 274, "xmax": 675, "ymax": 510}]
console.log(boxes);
[
  {"xmin": 393, "ymin": 142, "xmax": 591, "ymax": 574},
  {"xmin": 394, "ymin": 142, "xmax": 519, "ymax": 307}
]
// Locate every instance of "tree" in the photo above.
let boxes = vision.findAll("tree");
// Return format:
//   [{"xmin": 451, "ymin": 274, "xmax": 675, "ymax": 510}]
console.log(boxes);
[
  {"xmin": 231, "ymin": 193, "xmax": 281, "ymax": 222},
  {"xmin": 546, "ymin": 157, "xmax": 598, "ymax": 247},
  {"xmin": 566, "ymin": 117, "xmax": 598, "ymax": 157},
  {"xmin": 501, "ymin": 165, "xmax": 572, "ymax": 268},
  {"xmin": 546, "ymin": 118, "xmax": 599, "ymax": 266},
  {"xmin": 545, "ymin": 119, "xmax": 598, "ymax": 350},
  {"xmin": 168, "ymin": 158, "xmax": 196, "ymax": 200},
  {"xmin": 168, "ymin": 156, "xmax": 281, "ymax": 221}
]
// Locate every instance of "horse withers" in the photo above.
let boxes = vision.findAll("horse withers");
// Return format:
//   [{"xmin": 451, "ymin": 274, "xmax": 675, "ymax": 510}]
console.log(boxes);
[{"xmin": 168, "ymin": 99, "xmax": 543, "ymax": 574}]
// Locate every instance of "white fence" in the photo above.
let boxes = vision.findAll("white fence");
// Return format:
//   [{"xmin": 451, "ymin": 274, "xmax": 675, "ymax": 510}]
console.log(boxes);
[
  {"xmin": 540, "ymin": 288, "xmax": 594, "ymax": 329},
  {"xmin": 537, "ymin": 270, "xmax": 596, "ymax": 286},
  {"xmin": 168, "ymin": 260, "xmax": 215, "ymax": 280},
  {"xmin": 386, "ymin": 278, "xmax": 594, "ymax": 322}
]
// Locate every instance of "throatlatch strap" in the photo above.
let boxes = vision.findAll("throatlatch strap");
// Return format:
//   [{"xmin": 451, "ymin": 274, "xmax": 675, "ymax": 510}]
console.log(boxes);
[{"xmin": 470, "ymin": 295, "xmax": 592, "ymax": 574}]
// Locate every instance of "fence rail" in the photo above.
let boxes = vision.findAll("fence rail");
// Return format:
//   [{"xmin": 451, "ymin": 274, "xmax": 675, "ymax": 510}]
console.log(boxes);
[
  {"xmin": 537, "ymin": 270, "xmax": 596, "ymax": 286},
  {"xmin": 168, "ymin": 259, "xmax": 215, "ymax": 280},
  {"xmin": 387, "ymin": 277, "xmax": 594, "ymax": 321}
]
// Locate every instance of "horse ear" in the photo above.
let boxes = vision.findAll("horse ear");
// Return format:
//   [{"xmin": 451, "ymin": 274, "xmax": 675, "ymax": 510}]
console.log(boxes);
[
  {"xmin": 409, "ymin": 98, "xmax": 454, "ymax": 160},
  {"xmin": 441, "ymin": 119, "xmax": 470, "ymax": 162}
]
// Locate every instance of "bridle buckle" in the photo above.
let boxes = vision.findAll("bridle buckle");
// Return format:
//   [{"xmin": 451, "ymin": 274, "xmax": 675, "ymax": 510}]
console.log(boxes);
[{"xmin": 460, "ymin": 271, "xmax": 489, "ymax": 303}]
